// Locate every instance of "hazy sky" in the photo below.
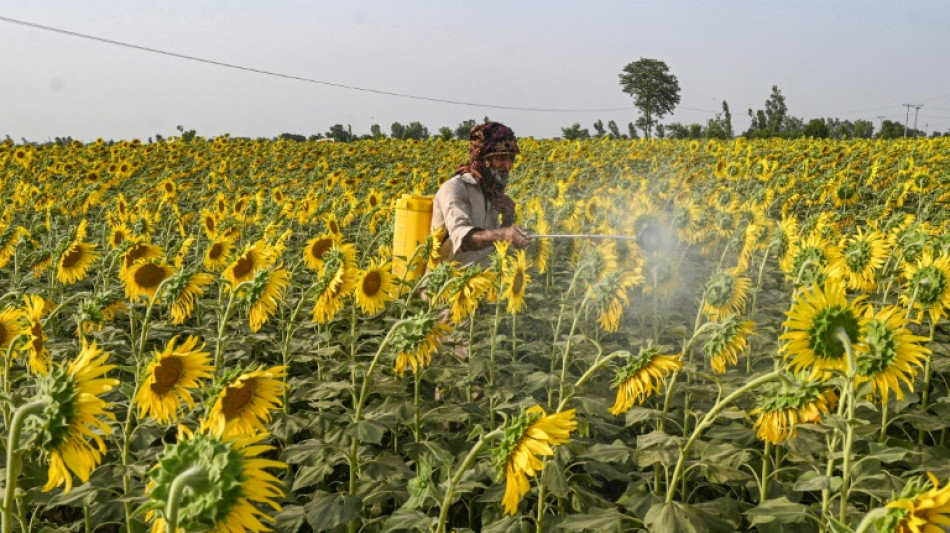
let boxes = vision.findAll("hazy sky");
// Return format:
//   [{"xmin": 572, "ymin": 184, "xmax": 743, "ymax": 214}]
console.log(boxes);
[{"xmin": 3, "ymin": 1, "xmax": 950, "ymax": 142}]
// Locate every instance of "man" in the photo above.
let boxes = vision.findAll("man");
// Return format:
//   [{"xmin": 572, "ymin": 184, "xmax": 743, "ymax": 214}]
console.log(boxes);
[{"xmin": 431, "ymin": 122, "xmax": 531, "ymax": 266}]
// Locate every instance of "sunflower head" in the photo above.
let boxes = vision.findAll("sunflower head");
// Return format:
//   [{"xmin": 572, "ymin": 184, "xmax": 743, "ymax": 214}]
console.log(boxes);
[
  {"xmin": 609, "ymin": 345, "xmax": 682, "ymax": 415},
  {"xmin": 781, "ymin": 279, "xmax": 868, "ymax": 376},
  {"xmin": 879, "ymin": 473, "xmax": 950, "ymax": 533},
  {"xmin": 491, "ymin": 405, "xmax": 577, "ymax": 515},
  {"xmin": 750, "ymin": 374, "xmax": 837, "ymax": 444},
  {"xmin": 143, "ymin": 431, "xmax": 285, "ymax": 533},
  {"xmin": 856, "ymin": 305, "xmax": 931, "ymax": 402},
  {"xmin": 704, "ymin": 315, "xmax": 755, "ymax": 374},
  {"xmin": 391, "ymin": 312, "xmax": 451, "ymax": 377}
]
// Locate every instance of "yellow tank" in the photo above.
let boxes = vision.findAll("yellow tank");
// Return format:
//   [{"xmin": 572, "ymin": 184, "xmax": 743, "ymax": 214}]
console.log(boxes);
[{"xmin": 392, "ymin": 194, "xmax": 434, "ymax": 281}]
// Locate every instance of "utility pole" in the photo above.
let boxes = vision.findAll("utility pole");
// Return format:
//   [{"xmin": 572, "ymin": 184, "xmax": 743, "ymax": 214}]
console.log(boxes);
[
  {"xmin": 903, "ymin": 104, "xmax": 924, "ymax": 138},
  {"xmin": 903, "ymin": 104, "xmax": 912, "ymax": 138},
  {"xmin": 912, "ymin": 104, "xmax": 924, "ymax": 138},
  {"xmin": 877, "ymin": 116, "xmax": 885, "ymax": 134}
]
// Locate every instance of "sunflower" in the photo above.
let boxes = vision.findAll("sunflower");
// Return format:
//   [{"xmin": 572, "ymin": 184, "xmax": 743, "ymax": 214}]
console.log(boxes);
[
  {"xmin": 311, "ymin": 245, "xmax": 359, "ymax": 324},
  {"xmin": 702, "ymin": 268, "xmax": 752, "ymax": 321},
  {"xmin": 879, "ymin": 473, "xmax": 950, "ymax": 533},
  {"xmin": 0, "ymin": 225, "xmax": 28, "ymax": 269},
  {"xmin": 166, "ymin": 271, "xmax": 214, "ymax": 325},
  {"xmin": 392, "ymin": 312, "xmax": 452, "ymax": 376},
  {"xmin": 144, "ymin": 429, "xmax": 285, "ymax": 533},
  {"xmin": 246, "ymin": 268, "xmax": 291, "ymax": 332},
  {"xmin": 586, "ymin": 269, "xmax": 643, "ymax": 332},
  {"xmin": 901, "ymin": 251, "xmax": 950, "ymax": 324},
  {"xmin": 785, "ymin": 232, "xmax": 842, "ymax": 286},
  {"xmin": 23, "ymin": 294, "xmax": 51, "ymax": 375},
  {"xmin": 704, "ymin": 315, "xmax": 755, "ymax": 374},
  {"xmin": 200, "ymin": 209, "xmax": 218, "ymax": 239},
  {"xmin": 202, "ymin": 366, "xmax": 287, "ymax": 438},
  {"xmin": 354, "ymin": 260, "xmax": 396, "ymax": 315},
  {"xmin": 203, "ymin": 236, "xmax": 234, "ymax": 272},
  {"xmin": 780, "ymin": 279, "xmax": 869, "ymax": 376},
  {"xmin": 32, "ymin": 340, "xmax": 118, "ymax": 493},
  {"xmin": 502, "ymin": 250, "xmax": 531, "ymax": 314},
  {"xmin": 134, "ymin": 335, "xmax": 213, "ymax": 424},
  {"xmin": 122, "ymin": 259, "xmax": 175, "ymax": 301},
  {"xmin": 436, "ymin": 265, "xmax": 497, "ymax": 325},
  {"xmin": 302, "ymin": 234, "xmax": 338, "ymax": 271},
  {"xmin": 121, "ymin": 241, "xmax": 164, "ymax": 276},
  {"xmin": 223, "ymin": 243, "xmax": 270, "ymax": 289},
  {"xmin": 57, "ymin": 241, "xmax": 99, "ymax": 285},
  {"xmin": 108, "ymin": 223, "xmax": 131, "ymax": 249},
  {"xmin": 750, "ymin": 375, "xmax": 837, "ymax": 445},
  {"xmin": 833, "ymin": 227, "xmax": 892, "ymax": 292},
  {"xmin": 609, "ymin": 346, "xmax": 682, "ymax": 415},
  {"xmin": 533, "ymin": 214, "xmax": 552, "ymax": 274},
  {"xmin": 0, "ymin": 307, "xmax": 26, "ymax": 351},
  {"xmin": 492, "ymin": 406, "xmax": 577, "ymax": 515},
  {"xmin": 856, "ymin": 305, "xmax": 931, "ymax": 403}
]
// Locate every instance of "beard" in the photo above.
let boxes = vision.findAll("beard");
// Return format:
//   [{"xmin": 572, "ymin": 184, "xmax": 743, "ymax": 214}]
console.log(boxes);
[{"xmin": 488, "ymin": 168, "xmax": 510, "ymax": 186}]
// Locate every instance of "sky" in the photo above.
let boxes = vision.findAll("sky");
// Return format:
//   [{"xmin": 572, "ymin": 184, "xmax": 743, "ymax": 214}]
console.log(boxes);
[{"xmin": 3, "ymin": 1, "xmax": 950, "ymax": 142}]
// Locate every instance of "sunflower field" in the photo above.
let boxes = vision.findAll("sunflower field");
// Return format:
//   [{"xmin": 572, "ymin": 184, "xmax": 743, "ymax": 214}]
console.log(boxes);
[{"xmin": 1, "ymin": 135, "xmax": 950, "ymax": 533}]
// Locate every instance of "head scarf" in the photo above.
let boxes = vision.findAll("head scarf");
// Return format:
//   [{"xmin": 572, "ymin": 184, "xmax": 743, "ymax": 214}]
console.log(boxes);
[{"xmin": 457, "ymin": 122, "xmax": 520, "ymax": 226}]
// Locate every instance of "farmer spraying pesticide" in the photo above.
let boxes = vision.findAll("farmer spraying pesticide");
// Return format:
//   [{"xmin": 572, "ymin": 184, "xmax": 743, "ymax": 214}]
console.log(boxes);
[{"xmin": 431, "ymin": 122, "xmax": 531, "ymax": 266}]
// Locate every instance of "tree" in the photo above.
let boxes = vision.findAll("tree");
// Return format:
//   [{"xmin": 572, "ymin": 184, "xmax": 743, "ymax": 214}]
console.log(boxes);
[
  {"xmin": 390, "ymin": 122, "xmax": 406, "ymax": 139},
  {"xmin": 607, "ymin": 120, "xmax": 622, "ymax": 138},
  {"xmin": 454, "ymin": 119, "xmax": 478, "ymax": 140},
  {"xmin": 561, "ymin": 123, "xmax": 590, "ymax": 140},
  {"xmin": 437, "ymin": 127, "xmax": 453, "ymax": 141},
  {"xmin": 745, "ymin": 86, "xmax": 803, "ymax": 138},
  {"xmin": 370, "ymin": 124, "xmax": 384, "ymax": 138},
  {"xmin": 618, "ymin": 58, "xmax": 681, "ymax": 139},
  {"xmin": 627, "ymin": 122, "xmax": 640, "ymax": 139},
  {"xmin": 703, "ymin": 101, "xmax": 734, "ymax": 139},
  {"xmin": 325, "ymin": 124, "xmax": 355, "ymax": 142},
  {"xmin": 403, "ymin": 122, "xmax": 430, "ymax": 140},
  {"xmin": 593, "ymin": 120, "xmax": 607, "ymax": 138},
  {"xmin": 802, "ymin": 118, "xmax": 830, "ymax": 139}
]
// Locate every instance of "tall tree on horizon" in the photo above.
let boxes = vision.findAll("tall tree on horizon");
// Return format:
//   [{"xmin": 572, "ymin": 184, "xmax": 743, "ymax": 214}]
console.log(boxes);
[{"xmin": 618, "ymin": 58, "xmax": 681, "ymax": 139}]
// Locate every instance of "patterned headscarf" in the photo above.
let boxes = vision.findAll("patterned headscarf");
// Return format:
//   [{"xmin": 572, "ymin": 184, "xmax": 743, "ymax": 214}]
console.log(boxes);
[{"xmin": 457, "ymin": 122, "xmax": 520, "ymax": 226}]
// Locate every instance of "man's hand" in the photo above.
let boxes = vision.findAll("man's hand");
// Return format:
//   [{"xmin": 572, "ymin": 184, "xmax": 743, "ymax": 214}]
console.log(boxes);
[
  {"xmin": 462, "ymin": 225, "xmax": 532, "ymax": 251},
  {"xmin": 506, "ymin": 225, "xmax": 531, "ymax": 248}
]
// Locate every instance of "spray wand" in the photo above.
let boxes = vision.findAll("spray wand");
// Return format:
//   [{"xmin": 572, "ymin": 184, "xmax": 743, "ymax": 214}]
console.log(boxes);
[{"xmin": 526, "ymin": 233, "xmax": 639, "ymax": 241}]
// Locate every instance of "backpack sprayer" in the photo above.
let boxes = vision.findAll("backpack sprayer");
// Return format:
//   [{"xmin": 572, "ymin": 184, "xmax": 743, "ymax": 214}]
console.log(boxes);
[{"xmin": 391, "ymin": 194, "xmax": 647, "ymax": 281}]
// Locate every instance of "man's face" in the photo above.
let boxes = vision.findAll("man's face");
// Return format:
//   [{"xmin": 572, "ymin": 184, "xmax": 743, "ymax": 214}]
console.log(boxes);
[{"xmin": 485, "ymin": 154, "xmax": 515, "ymax": 184}]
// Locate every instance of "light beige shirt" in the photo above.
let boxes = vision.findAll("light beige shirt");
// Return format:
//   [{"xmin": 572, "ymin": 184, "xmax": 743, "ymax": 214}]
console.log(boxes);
[{"xmin": 431, "ymin": 173, "xmax": 500, "ymax": 266}]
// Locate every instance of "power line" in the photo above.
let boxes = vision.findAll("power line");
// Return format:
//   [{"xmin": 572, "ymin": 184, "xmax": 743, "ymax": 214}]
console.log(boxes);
[{"xmin": 0, "ymin": 15, "xmax": 634, "ymax": 114}]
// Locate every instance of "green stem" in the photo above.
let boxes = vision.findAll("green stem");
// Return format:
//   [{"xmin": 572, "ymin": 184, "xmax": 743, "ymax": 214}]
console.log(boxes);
[
  {"xmin": 760, "ymin": 440, "xmax": 771, "ymax": 501},
  {"xmin": 348, "ymin": 318, "xmax": 411, "ymax": 533},
  {"xmin": 666, "ymin": 370, "xmax": 782, "ymax": 503},
  {"xmin": 536, "ymin": 467, "xmax": 547, "ymax": 533},
  {"xmin": 916, "ymin": 319, "xmax": 936, "ymax": 444},
  {"xmin": 557, "ymin": 294, "xmax": 591, "ymax": 409},
  {"xmin": 3, "ymin": 401, "xmax": 47, "ymax": 533},
  {"xmin": 165, "ymin": 466, "xmax": 206, "ymax": 533},
  {"xmin": 435, "ymin": 429, "xmax": 503, "ymax": 533},
  {"xmin": 214, "ymin": 282, "xmax": 247, "ymax": 372},
  {"xmin": 837, "ymin": 327, "xmax": 858, "ymax": 525}
]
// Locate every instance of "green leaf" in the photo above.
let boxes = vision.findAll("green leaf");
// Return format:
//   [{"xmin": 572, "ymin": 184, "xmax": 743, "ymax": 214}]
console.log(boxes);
[
  {"xmin": 292, "ymin": 463, "xmax": 334, "ymax": 491},
  {"xmin": 644, "ymin": 501, "xmax": 734, "ymax": 533},
  {"xmin": 792, "ymin": 471, "xmax": 842, "ymax": 492},
  {"xmin": 554, "ymin": 510, "xmax": 627, "ymax": 532},
  {"xmin": 304, "ymin": 491, "xmax": 362, "ymax": 532},
  {"xmin": 580, "ymin": 440, "xmax": 635, "ymax": 463},
  {"xmin": 542, "ymin": 460, "xmax": 569, "ymax": 498},
  {"xmin": 345, "ymin": 419, "xmax": 388, "ymax": 445},
  {"xmin": 744, "ymin": 497, "xmax": 810, "ymax": 526},
  {"xmin": 382, "ymin": 509, "xmax": 434, "ymax": 532},
  {"xmin": 275, "ymin": 505, "xmax": 306, "ymax": 533}
]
